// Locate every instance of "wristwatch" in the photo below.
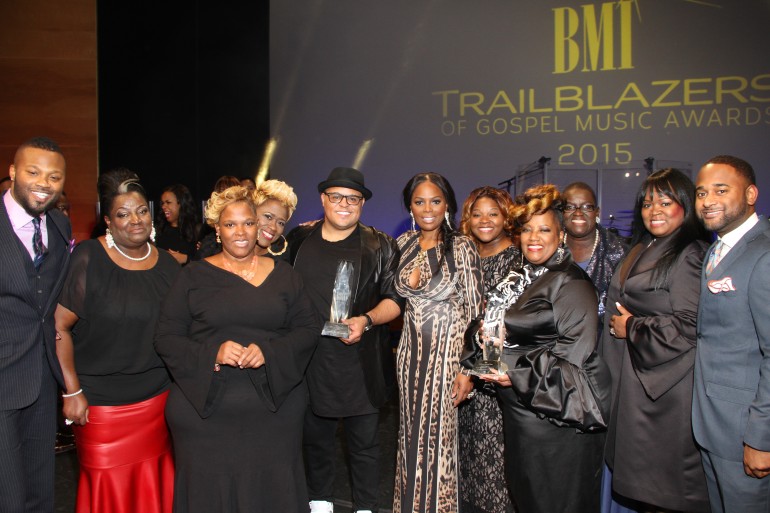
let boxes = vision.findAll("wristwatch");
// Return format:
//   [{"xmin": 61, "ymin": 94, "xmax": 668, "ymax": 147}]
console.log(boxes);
[{"xmin": 363, "ymin": 313, "xmax": 374, "ymax": 332}]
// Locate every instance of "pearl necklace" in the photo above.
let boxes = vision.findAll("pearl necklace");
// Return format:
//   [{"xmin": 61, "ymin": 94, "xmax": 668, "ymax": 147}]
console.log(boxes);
[
  {"xmin": 222, "ymin": 253, "xmax": 258, "ymax": 281},
  {"xmin": 564, "ymin": 229, "xmax": 600, "ymax": 262},
  {"xmin": 114, "ymin": 242, "xmax": 152, "ymax": 261}
]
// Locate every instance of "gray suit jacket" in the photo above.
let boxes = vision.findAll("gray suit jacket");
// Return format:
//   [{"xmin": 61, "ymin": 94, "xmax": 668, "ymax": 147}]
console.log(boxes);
[
  {"xmin": 0, "ymin": 194, "xmax": 70, "ymax": 410},
  {"xmin": 692, "ymin": 216, "xmax": 770, "ymax": 461}
]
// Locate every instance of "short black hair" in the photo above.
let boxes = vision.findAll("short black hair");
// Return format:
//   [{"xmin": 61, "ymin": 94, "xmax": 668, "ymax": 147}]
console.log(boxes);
[
  {"xmin": 703, "ymin": 155, "xmax": 755, "ymax": 185},
  {"xmin": 18, "ymin": 136, "xmax": 63, "ymax": 155}
]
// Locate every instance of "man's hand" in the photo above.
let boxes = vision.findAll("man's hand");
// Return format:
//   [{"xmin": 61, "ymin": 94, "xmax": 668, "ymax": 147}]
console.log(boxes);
[
  {"xmin": 340, "ymin": 316, "xmax": 367, "ymax": 345},
  {"xmin": 744, "ymin": 444, "xmax": 770, "ymax": 478}
]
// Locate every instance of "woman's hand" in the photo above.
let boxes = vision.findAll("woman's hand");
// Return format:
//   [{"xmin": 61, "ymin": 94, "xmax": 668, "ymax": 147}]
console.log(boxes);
[
  {"xmin": 451, "ymin": 373, "xmax": 474, "ymax": 406},
  {"xmin": 237, "ymin": 343, "xmax": 265, "ymax": 369},
  {"xmin": 480, "ymin": 371, "xmax": 512, "ymax": 387},
  {"xmin": 609, "ymin": 302, "xmax": 633, "ymax": 339},
  {"xmin": 62, "ymin": 393, "xmax": 89, "ymax": 426},
  {"xmin": 217, "ymin": 341, "xmax": 245, "ymax": 368},
  {"xmin": 167, "ymin": 249, "xmax": 188, "ymax": 265}
]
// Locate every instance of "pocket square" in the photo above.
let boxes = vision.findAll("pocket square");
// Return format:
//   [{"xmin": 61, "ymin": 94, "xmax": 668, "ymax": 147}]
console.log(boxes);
[{"xmin": 707, "ymin": 276, "xmax": 736, "ymax": 294}]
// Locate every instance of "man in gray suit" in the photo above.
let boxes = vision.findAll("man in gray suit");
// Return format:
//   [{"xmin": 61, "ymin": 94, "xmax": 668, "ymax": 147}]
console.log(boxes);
[
  {"xmin": 0, "ymin": 137, "xmax": 70, "ymax": 512},
  {"xmin": 692, "ymin": 155, "xmax": 770, "ymax": 513}
]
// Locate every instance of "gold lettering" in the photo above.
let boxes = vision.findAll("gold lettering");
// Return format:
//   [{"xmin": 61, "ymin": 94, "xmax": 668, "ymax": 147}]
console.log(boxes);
[
  {"xmin": 618, "ymin": 0, "xmax": 633, "ymax": 69},
  {"xmin": 555, "ymin": 86, "xmax": 584, "ymax": 111},
  {"xmin": 581, "ymin": 3, "xmax": 615, "ymax": 71},
  {"xmin": 750, "ymin": 74, "xmax": 770, "ymax": 102},
  {"xmin": 684, "ymin": 78, "xmax": 713, "ymax": 106},
  {"xmin": 486, "ymin": 91, "xmax": 518, "ymax": 115},
  {"xmin": 432, "ymin": 90, "xmax": 459, "ymax": 117},
  {"xmin": 529, "ymin": 89, "xmax": 553, "ymax": 113},
  {"xmin": 553, "ymin": 7, "xmax": 580, "ymax": 73},
  {"xmin": 586, "ymin": 85, "xmax": 613, "ymax": 110},
  {"xmin": 614, "ymin": 82, "xmax": 649, "ymax": 108},
  {"xmin": 682, "ymin": 109, "xmax": 706, "ymax": 127},
  {"xmin": 716, "ymin": 76, "xmax": 748, "ymax": 104},
  {"xmin": 706, "ymin": 109, "xmax": 723, "ymax": 126},
  {"xmin": 576, "ymin": 114, "xmax": 593, "ymax": 131},
  {"xmin": 664, "ymin": 110, "xmax": 680, "ymax": 128},
  {"xmin": 460, "ymin": 92, "xmax": 485, "ymax": 116},
  {"xmin": 651, "ymin": 80, "xmax": 681, "ymax": 107}
]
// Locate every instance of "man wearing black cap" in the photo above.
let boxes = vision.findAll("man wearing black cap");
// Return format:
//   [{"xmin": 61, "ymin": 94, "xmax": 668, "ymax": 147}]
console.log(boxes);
[{"xmin": 287, "ymin": 167, "xmax": 403, "ymax": 513}]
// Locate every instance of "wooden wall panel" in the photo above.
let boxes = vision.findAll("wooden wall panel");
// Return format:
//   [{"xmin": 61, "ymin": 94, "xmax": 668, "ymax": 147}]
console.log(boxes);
[{"xmin": 0, "ymin": 0, "xmax": 98, "ymax": 241}]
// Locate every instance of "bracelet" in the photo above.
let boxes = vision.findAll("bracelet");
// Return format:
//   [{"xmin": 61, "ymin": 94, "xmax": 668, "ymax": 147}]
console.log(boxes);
[{"xmin": 62, "ymin": 388, "xmax": 83, "ymax": 398}]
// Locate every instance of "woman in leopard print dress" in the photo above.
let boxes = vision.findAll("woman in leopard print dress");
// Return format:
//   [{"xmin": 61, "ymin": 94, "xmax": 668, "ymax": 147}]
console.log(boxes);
[{"xmin": 393, "ymin": 173, "xmax": 483, "ymax": 513}]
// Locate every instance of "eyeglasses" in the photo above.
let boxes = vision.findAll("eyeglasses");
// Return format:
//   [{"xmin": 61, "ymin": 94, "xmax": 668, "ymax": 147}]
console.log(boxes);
[
  {"xmin": 563, "ymin": 204, "xmax": 596, "ymax": 214},
  {"xmin": 323, "ymin": 192, "xmax": 364, "ymax": 205}
]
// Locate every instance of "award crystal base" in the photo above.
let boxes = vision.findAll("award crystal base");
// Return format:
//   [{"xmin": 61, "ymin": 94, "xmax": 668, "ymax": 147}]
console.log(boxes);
[
  {"xmin": 322, "ymin": 321, "xmax": 351, "ymax": 338},
  {"xmin": 469, "ymin": 359, "xmax": 509, "ymax": 376}
]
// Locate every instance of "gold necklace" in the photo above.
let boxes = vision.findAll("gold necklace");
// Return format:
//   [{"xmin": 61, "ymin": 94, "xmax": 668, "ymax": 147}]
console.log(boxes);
[{"xmin": 222, "ymin": 253, "xmax": 258, "ymax": 281}]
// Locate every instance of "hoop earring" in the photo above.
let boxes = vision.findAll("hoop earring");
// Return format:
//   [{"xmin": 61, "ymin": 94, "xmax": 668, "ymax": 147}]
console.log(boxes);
[
  {"xmin": 216, "ymin": 232, "xmax": 221, "ymax": 244},
  {"xmin": 150, "ymin": 224, "xmax": 156, "ymax": 243},
  {"xmin": 267, "ymin": 235, "xmax": 288, "ymax": 256},
  {"xmin": 410, "ymin": 211, "xmax": 416, "ymax": 232},
  {"xmin": 105, "ymin": 228, "xmax": 115, "ymax": 248}
]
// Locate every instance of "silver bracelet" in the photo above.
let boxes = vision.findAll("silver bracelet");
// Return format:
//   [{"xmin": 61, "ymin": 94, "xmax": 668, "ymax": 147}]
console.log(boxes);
[{"xmin": 62, "ymin": 388, "xmax": 83, "ymax": 398}]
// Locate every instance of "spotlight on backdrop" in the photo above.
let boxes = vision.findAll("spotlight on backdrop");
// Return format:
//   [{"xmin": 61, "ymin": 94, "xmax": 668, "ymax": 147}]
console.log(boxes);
[
  {"xmin": 352, "ymin": 139, "xmax": 375, "ymax": 171},
  {"xmin": 256, "ymin": 138, "xmax": 279, "ymax": 186}
]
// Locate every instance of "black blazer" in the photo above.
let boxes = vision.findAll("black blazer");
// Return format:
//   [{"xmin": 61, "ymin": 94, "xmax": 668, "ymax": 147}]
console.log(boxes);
[{"xmin": 0, "ymin": 194, "xmax": 71, "ymax": 409}]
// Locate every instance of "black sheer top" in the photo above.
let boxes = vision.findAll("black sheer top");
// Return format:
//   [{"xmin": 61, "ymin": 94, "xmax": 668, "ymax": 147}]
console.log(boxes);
[{"xmin": 59, "ymin": 239, "xmax": 180, "ymax": 405}]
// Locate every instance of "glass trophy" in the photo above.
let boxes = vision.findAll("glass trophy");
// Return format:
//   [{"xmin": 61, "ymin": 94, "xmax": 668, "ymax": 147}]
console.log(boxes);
[
  {"xmin": 470, "ymin": 293, "xmax": 509, "ymax": 376},
  {"xmin": 321, "ymin": 260, "xmax": 355, "ymax": 338}
]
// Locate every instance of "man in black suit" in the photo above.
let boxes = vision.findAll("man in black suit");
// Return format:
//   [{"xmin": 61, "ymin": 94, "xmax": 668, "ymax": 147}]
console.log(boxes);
[{"xmin": 0, "ymin": 137, "xmax": 70, "ymax": 512}]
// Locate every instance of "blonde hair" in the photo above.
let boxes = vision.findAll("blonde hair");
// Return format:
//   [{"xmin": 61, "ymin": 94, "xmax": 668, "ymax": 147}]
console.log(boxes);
[
  {"xmin": 253, "ymin": 179, "xmax": 298, "ymax": 219},
  {"xmin": 204, "ymin": 185, "xmax": 256, "ymax": 227},
  {"xmin": 512, "ymin": 184, "xmax": 563, "ymax": 227}
]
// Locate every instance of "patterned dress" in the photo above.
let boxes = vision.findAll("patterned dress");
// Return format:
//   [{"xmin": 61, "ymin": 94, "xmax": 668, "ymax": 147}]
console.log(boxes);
[
  {"xmin": 458, "ymin": 244, "xmax": 521, "ymax": 513},
  {"xmin": 393, "ymin": 232, "xmax": 483, "ymax": 513}
]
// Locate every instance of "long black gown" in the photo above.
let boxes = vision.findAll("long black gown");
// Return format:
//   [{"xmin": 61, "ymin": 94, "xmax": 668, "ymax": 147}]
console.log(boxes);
[
  {"xmin": 495, "ymin": 252, "xmax": 611, "ymax": 513},
  {"xmin": 155, "ymin": 259, "xmax": 319, "ymax": 513},
  {"xmin": 602, "ymin": 235, "xmax": 710, "ymax": 512},
  {"xmin": 458, "ymin": 244, "xmax": 520, "ymax": 513}
]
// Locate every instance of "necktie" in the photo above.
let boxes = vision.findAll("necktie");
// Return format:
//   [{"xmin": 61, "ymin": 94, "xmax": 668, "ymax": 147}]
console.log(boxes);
[
  {"xmin": 705, "ymin": 240, "xmax": 723, "ymax": 275},
  {"xmin": 32, "ymin": 216, "xmax": 47, "ymax": 269}
]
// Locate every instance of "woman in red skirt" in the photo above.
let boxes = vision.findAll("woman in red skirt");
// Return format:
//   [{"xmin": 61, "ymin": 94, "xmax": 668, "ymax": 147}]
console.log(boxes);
[{"xmin": 55, "ymin": 168, "xmax": 180, "ymax": 513}]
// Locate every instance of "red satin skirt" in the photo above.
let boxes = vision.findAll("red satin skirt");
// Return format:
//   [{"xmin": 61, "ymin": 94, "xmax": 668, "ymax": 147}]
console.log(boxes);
[{"xmin": 73, "ymin": 391, "xmax": 174, "ymax": 513}]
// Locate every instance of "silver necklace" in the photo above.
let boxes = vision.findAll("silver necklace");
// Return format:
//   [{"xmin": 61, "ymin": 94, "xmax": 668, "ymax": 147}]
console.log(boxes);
[{"xmin": 114, "ymin": 242, "xmax": 152, "ymax": 261}]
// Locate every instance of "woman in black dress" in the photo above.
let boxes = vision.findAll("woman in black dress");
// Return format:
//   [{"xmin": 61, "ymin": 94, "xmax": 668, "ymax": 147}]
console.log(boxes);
[
  {"xmin": 602, "ymin": 169, "xmax": 710, "ymax": 512},
  {"xmin": 457, "ymin": 186, "xmax": 519, "ymax": 513},
  {"xmin": 155, "ymin": 185, "xmax": 319, "ymax": 513},
  {"xmin": 55, "ymin": 168, "xmax": 179, "ymax": 513},
  {"xmin": 155, "ymin": 183, "xmax": 200, "ymax": 265},
  {"xmin": 477, "ymin": 184, "xmax": 612, "ymax": 513}
]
